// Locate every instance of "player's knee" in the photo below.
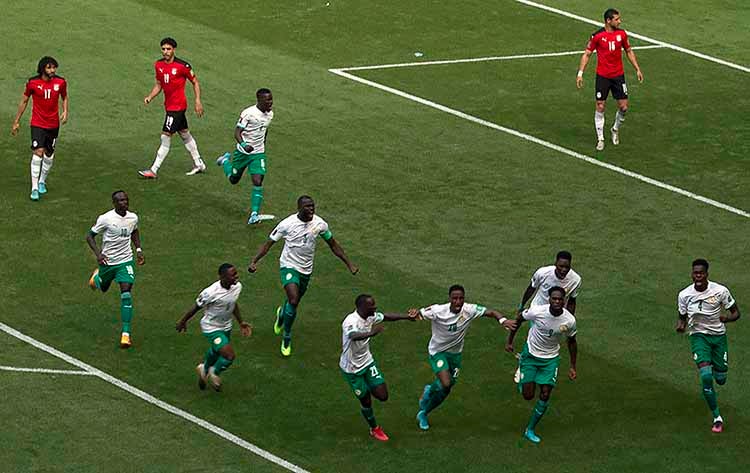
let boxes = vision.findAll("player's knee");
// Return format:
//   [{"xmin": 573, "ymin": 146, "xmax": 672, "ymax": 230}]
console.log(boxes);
[
  {"xmin": 252, "ymin": 176, "xmax": 264, "ymax": 186},
  {"xmin": 595, "ymin": 102, "xmax": 606, "ymax": 112},
  {"xmin": 33, "ymin": 148, "xmax": 45, "ymax": 157},
  {"xmin": 714, "ymin": 370, "xmax": 727, "ymax": 385},
  {"xmin": 539, "ymin": 391, "xmax": 551, "ymax": 402},
  {"xmin": 178, "ymin": 130, "xmax": 192, "ymax": 142},
  {"xmin": 522, "ymin": 390, "xmax": 535, "ymax": 401},
  {"xmin": 374, "ymin": 390, "xmax": 388, "ymax": 402},
  {"xmin": 229, "ymin": 175, "xmax": 241, "ymax": 185},
  {"xmin": 619, "ymin": 106, "xmax": 628, "ymax": 114}
]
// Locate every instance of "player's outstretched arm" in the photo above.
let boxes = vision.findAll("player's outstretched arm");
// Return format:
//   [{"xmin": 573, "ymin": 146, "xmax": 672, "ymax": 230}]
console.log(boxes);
[
  {"xmin": 176, "ymin": 304, "xmax": 200, "ymax": 332},
  {"xmin": 85, "ymin": 230, "xmax": 107, "ymax": 265},
  {"xmin": 576, "ymin": 50, "xmax": 593, "ymax": 89},
  {"xmin": 131, "ymin": 229, "xmax": 145, "ymax": 265},
  {"xmin": 484, "ymin": 309, "xmax": 517, "ymax": 331},
  {"xmin": 383, "ymin": 311, "xmax": 420, "ymax": 322},
  {"xmin": 11, "ymin": 94, "xmax": 30, "ymax": 136},
  {"xmin": 348, "ymin": 324, "xmax": 385, "ymax": 341},
  {"xmin": 720, "ymin": 305, "xmax": 741, "ymax": 324},
  {"xmin": 675, "ymin": 313, "xmax": 688, "ymax": 333},
  {"xmin": 506, "ymin": 312, "xmax": 526, "ymax": 353},
  {"xmin": 144, "ymin": 80, "xmax": 162, "ymax": 105},
  {"xmin": 625, "ymin": 48, "xmax": 644, "ymax": 82},
  {"xmin": 248, "ymin": 239, "xmax": 276, "ymax": 273},
  {"xmin": 325, "ymin": 237, "xmax": 358, "ymax": 275},
  {"xmin": 567, "ymin": 335, "xmax": 578, "ymax": 380}
]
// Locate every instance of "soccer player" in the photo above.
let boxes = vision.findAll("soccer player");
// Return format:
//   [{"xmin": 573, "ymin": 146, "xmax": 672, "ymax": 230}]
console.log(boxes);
[
  {"xmin": 576, "ymin": 8, "xmax": 644, "ymax": 151},
  {"xmin": 216, "ymin": 89, "xmax": 274, "ymax": 225},
  {"xmin": 414, "ymin": 285, "xmax": 515, "ymax": 430},
  {"xmin": 340, "ymin": 294, "xmax": 418, "ymax": 441},
  {"xmin": 11, "ymin": 56, "xmax": 68, "ymax": 201},
  {"xmin": 139, "ymin": 37, "xmax": 205, "ymax": 178},
  {"xmin": 676, "ymin": 258, "xmax": 741, "ymax": 433},
  {"xmin": 86, "ymin": 191, "xmax": 145, "ymax": 348},
  {"xmin": 176, "ymin": 263, "xmax": 252, "ymax": 392},
  {"xmin": 506, "ymin": 286, "xmax": 578, "ymax": 444},
  {"xmin": 514, "ymin": 250, "xmax": 581, "ymax": 381},
  {"xmin": 248, "ymin": 195, "xmax": 359, "ymax": 356}
]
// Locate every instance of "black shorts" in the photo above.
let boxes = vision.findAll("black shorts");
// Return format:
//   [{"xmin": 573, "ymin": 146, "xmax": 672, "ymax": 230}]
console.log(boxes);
[
  {"xmin": 162, "ymin": 110, "xmax": 188, "ymax": 133},
  {"xmin": 595, "ymin": 74, "xmax": 628, "ymax": 101},
  {"xmin": 30, "ymin": 126, "xmax": 59, "ymax": 154}
]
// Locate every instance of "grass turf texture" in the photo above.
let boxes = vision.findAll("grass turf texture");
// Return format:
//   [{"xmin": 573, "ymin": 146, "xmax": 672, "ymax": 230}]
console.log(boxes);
[{"xmin": 1, "ymin": 0, "xmax": 748, "ymax": 471}]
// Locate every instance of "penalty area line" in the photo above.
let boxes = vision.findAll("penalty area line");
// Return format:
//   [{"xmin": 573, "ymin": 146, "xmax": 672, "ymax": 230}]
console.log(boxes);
[
  {"xmin": 0, "ymin": 322, "xmax": 310, "ymax": 473},
  {"xmin": 327, "ymin": 68, "xmax": 750, "ymax": 219},
  {"xmin": 0, "ymin": 365, "xmax": 95, "ymax": 376}
]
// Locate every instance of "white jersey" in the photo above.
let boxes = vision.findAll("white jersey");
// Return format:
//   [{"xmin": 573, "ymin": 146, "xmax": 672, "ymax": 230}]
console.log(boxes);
[
  {"xmin": 235, "ymin": 105, "xmax": 273, "ymax": 155},
  {"xmin": 523, "ymin": 305, "xmax": 577, "ymax": 359},
  {"xmin": 678, "ymin": 281, "xmax": 736, "ymax": 336},
  {"xmin": 90, "ymin": 209, "xmax": 139, "ymax": 266},
  {"xmin": 420, "ymin": 303, "xmax": 486, "ymax": 355},
  {"xmin": 530, "ymin": 266, "xmax": 582, "ymax": 307},
  {"xmin": 269, "ymin": 213, "xmax": 331, "ymax": 275},
  {"xmin": 339, "ymin": 311, "xmax": 385, "ymax": 373},
  {"xmin": 196, "ymin": 280, "xmax": 243, "ymax": 333}
]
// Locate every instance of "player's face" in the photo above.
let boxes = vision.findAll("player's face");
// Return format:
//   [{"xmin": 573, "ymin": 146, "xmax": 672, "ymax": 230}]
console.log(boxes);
[
  {"xmin": 223, "ymin": 267, "xmax": 240, "ymax": 286},
  {"xmin": 691, "ymin": 265, "xmax": 709, "ymax": 291},
  {"xmin": 449, "ymin": 290, "xmax": 465, "ymax": 313},
  {"xmin": 161, "ymin": 44, "xmax": 175, "ymax": 61},
  {"xmin": 362, "ymin": 297, "xmax": 377, "ymax": 317},
  {"xmin": 297, "ymin": 199, "xmax": 315, "ymax": 221},
  {"xmin": 113, "ymin": 193, "xmax": 129, "ymax": 213},
  {"xmin": 607, "ymin": 14, "xmax": 621, "ymax": 28},
  {"xmin": 549, "ymin": 291, "xmax": 565, "ymax": 313},
  {"xmin": 554, "ymin": 258, "xmax": 571, "ymax": 279},
  {"xmin": 257, "ymin": 93, "xmax": 273, "ymax": 113},
  {"xmin": 43, "ymin": 64, "xmax": 57, "ymax": 79}
]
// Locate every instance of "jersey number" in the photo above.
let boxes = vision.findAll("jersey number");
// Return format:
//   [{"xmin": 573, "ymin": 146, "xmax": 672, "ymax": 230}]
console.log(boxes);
[
  {"xmin": 43, "ymin": 89, "xmax": 52, "ymax": 99},
  {"xmin": 163, "ymin": 73, "xmax": 170, "ymax": 83},
  {"xmin": 369, "ymin": 365, "xmax": 380, "ymax": 377},
  {"xmin": 120, "ymin": 228, "xmax": 128, "ymax": 237},
  {"xmin": 448, "ymin": 323, "xmax": 458, "ymax": 332},
  {"xmin": 126, "ymin": 265, "xmax": 134, "ymax": 276},
  {"xmin": 608, "ymin": 41, "xmax": 617, "ymax": 51}
]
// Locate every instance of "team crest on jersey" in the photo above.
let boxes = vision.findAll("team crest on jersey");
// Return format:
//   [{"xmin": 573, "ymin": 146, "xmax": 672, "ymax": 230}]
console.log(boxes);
[
  {"xmin": 172, "ymin": 68, "xmax": 177, "ymax": 75},
  {"xmin": 53, "ymin": 84, "xmax": 59, "ymax": 91},
  {"xmin": 616, "ymin": 35, "xmax": 621, "ymax": 42},
  {"xmin": 560, "ymin": 324, "xmax": 569, "ymax": 333},
  {"xmin": 706, "ymin": 296, "xmax": 718, "ymax": 304}
]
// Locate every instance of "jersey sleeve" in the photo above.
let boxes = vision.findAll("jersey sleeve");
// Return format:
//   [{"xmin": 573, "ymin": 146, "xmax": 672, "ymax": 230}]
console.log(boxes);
[
  {"xmin": 621, "ymin": 31, "xmax": 631, "ymax": 50},
  {"xmin": 569, "ymin": 279, "xmax": 581, "ymax": 299},
  {"xmin": 677, "ymin": 293, "xmax": 688, "ymax": 315},
  {"xmin": 372, "ymin": 312, "xmax": 385, "ymax": 324},
  {"xmin": 236, "ymin": 110, "xmax": 251, "ymax": 129},
  {"xmin": 565, "ymin": 319, "xmax": 578, "ymax": 338},
  {"xmin": 522, "ymin": 308, "xmax": 536, "ymax": 322},
  {"xmin": 317, "ymin": 219, "xmax": 332, "ymax": 241},
  {"xmin": 133, "ymin": 214, "xmax": 139, "ymax": 230},
  {"xmin": 24, "ymin": 80, "xmax": 33, "ymax": 97},
  {"xmin": 59, "ymin": 79, "xmax": 68, "ymax": 98},
  {"xmin": 269, "ymin": 220, "xmax": 288, "ymax": 242},
  {"xmin": 530, "ymin": 268, "xmax": 544, "ymax": 288},
  {"xmin": 195, "ymin": 287, "xmax": 214, "ymax": 308},
  {"xmin": 154, "ymin": 63, "xmax": 160, "ymax": 80},
  {"xmin": 420, "ymin": 305, "xmax": 439, "ymax": 320},
  {"xmin": 184, "ymin": 62, "xmax": 196, "ymax": 82},
  {"xmin": 720, "ymin": 288, "xmax": 737, "ymax": 310},
  {"xmin": 90, "ymin": 215, "xmax": 107, "ymax": 234},
  {"xmin": 470, "ymin": 304, "xmax": 487, "ymax": 319},
  {"xmin": 585, "ymin": 33, "xmax": 596, "ymax": 52}
]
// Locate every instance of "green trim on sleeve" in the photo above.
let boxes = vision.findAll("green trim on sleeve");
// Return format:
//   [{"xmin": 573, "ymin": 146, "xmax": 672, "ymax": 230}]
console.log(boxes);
[
  {"xmin": 88, "ymin": 229, "xmax": 98, "ymax": 236},
  {"xmin": 321, "ymin": 230, "xmax": 333, "ymax": 241}
]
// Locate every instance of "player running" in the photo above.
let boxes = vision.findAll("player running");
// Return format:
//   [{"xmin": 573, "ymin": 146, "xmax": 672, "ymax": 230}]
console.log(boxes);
[
  {"xmin": 576, "ymin": 8, "xmax": 644, "ymax": 151},
  {"xmin": 86, "ymin": 191, "xmax": 145, "ymax": 348},
  {"xmin": 248, "ymin": 195, "xmax": 358, "ymax": 357},
  {"xmin": 139, "ymin": 37, "xmax": 205, "ymax": 178},
  {"xmin": 676, "ymin": 258, "xmax": 741, "ymax": 433},
  {"xmin": 11, "ymin": 56, "xmax": 68, "ymax": 201},
  {"xmin": 507, "ymin": 286, "xmax": 578, "ymax": 444},
  {"xmin": 176, "ymin": 263, "xmax": 252, "ymax": 392},
  {"xmin": 216, "ymin": 88, "xmax": 274, "ymax": 225}
]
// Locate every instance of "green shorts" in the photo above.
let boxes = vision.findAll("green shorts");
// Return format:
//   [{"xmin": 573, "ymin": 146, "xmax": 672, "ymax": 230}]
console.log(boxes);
[
  {"xmin": 429, "ymin": 351, "xmax": 462, "ymax": 382},
  {"xmin": 341, "ymin": 362, "xmax": 385, "ymax": 399},
  {"xmin": 230, "ymin": 150, "xmax": 267, "ymax": 177},
  {"xmin": 203, "ymin": 330, "xmax": 231, "ymax": 352},
  {"xmin": 280, "ymin": 267, "xmax": 311, "ymax": 296},
  {"xmin": 518, "ymin": 346, "xmax": 560, "ymax": 387},
  {"xmin": 689, "ymin": 333, "xmax": 728, "ymax": 371},
  {"xmin": 98, "ymin": 260, "xmax": 135, "ymax": 286}
]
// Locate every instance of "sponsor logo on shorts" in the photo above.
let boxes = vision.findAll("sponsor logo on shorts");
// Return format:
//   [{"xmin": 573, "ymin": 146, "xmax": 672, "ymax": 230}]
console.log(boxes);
[
  {"xmin": 354, "ymin": 389, "xmax": 362, "ymax": 396},
  {"xmin": 32, "ymin": 140, "xmax": 38, "ymax": 147},
  {"xmin": 596, "ymin": 92, "xmax": 602, "ymax": 99},
  {"xmin": 436, "ymin": 360, "xmax": 444, "ymax": 368},
  {"xmin": 214, "ymin": 337, "xmax": 222, "ymax": 345},
  {"xmin": 286, "ymin": 273, "xmax": 293, "ymax": 281}
]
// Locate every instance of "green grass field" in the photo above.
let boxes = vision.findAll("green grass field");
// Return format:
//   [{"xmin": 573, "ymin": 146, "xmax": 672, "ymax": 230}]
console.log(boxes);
[{"xmin": 1, "ymin": 1, "xmax": 749, "ymax": 471}]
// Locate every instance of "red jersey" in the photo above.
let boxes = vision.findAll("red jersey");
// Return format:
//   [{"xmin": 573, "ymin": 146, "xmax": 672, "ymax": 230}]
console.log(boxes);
[
  {"xmin": 586, "ymin": 28, "xmax": 631, "ymax": 78},
  {"xmin": 24, "ymin": 75, "xmax": 67, "ymax": 129},
  {"xmin": 154, "ymin": 58, "xmax": 195, "ymax": 112}
]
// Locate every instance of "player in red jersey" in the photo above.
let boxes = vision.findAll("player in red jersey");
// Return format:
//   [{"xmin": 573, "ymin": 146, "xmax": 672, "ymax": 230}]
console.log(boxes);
[
  {"xmin": 11, "ymin": 56, "xmax": 68, "ymax": 201},
  {"xmin": 139, "ymin": 37, "xmax": 206, "ymax": 179},
  {"xmin": 576, "ymin": 8, "xmax": 643, "ymax": 151}
]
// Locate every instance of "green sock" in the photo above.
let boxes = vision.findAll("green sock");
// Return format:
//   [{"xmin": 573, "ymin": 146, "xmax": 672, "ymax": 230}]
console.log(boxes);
[
  {"xmin": 214, "ymin": 356, "xmax": 234, "ymax": 375},
  {"xmin": 282, "ymin": 302, "xmax": 297, "ymax": 346},
  {"xmin": 527, "ymin": 399, "xmax": 549, "ymax": 431},
  {"xmin": 251, "ymin": 186, "xmax": 264, "ymax": 214},
  {"xmin": 120, "ymin": 292, "xmax": 133, "ymax": 333},
  {"xmin": 425, "ymin": 380, "xmax": 449, "ymax": 414},
  {"xmin": 699, "ymin": 366, "xmax": 720, "ymax": 417},
  {"xmin": 203, "ymin": 347, "xmax": 219, "ymax": 372},
  {"xmin": 361, "ymin": 407, "xmax": 377, "ymax": 428},
  {"xmin": 714, "ymin": 370, "xmax": 728, "ymax": 386},
  {"xmin": 222, "ymin": 155, "xmax": 233, "ymax": 177}
]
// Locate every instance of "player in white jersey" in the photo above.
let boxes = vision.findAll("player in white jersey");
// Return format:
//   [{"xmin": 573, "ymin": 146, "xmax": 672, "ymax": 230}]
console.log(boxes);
[
  {"xmin": 340, "ymin": 294, "xmax": 417, "ymax": 441},
  {"xmin": 506, "ymin": 286, "xmax": 578, "ymax": 444},
  {"xmin": 514, "ymin": 250, "xmax": 581, "ymax": 381},
  {"xmin": 676, "ymin": 258, "xmax": 740, "ymax": 433},
  {"xmin": 176, "ymin": 263, "xmax": 251, "ymax": 391},
  {"xmin": 249, "ymin": 195, "xmax": 358, "ymax": 356},
  {"xmin": 216, "ymin": 88, "xmax": 275, "ymax": 224},
  {"xmin": 86, "ymin": 191, "xmax": 145, "ymax": 348},
  {"xmin": 414, "ymin": 285, "xmax": 515, "ymax": 430}
]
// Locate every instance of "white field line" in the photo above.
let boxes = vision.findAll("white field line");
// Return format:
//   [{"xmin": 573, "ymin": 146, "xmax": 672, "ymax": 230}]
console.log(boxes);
[
  {"xmin": 0, "ymin": 365, "xmax": 95, "ymax": 376},
  {"xmin": 327, "ymin": 68, "xmax": 750, "ymax": 219},
  {"xmin": 0, "ymin": 322, "xmax": 310, "ymax": 473},
  {"xmin": 337, "ymin": 45, "xmax": 665, "ymax": 71},
  {"xmin": 515, "ymin": 0, "xmax": 750, "ymax": 74}
]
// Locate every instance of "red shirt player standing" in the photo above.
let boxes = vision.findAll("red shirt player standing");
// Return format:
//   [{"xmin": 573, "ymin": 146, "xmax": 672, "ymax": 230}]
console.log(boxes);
[
  {"xmin": 576, "ymin": 8, "xmax": 643, "ymax": 151},
  {"xmin": 139, "ymin": 37, "xmax": 206, "ymax": 179},
  {"xmin": 11, "ymin": 56, "xmax": 69, "ymax": 201}
]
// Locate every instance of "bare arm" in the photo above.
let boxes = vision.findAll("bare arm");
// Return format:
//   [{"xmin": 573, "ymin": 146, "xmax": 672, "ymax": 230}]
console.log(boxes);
[
  {"xmin": 382, "ymin": 312, "xmax": 419, "ymax": 322},
  {"xmin": 325, "ymin": 237, "xmax": 358, "ymax": 275},
  {"xmin": 233, "ymin": 303, "xmax": 252, "ymax": 336},
  {"xmin": 566, "ymin": 297, "xmax": 577, "ymax": 315},
  {"xmin": 144, "ymin": 80, "xmax": 162, "ymax": 105},
  {"xmin": 248, "ymin": 239, "xmax": 276, "ymax": 272},
  {"xmin": 349, "ymin": 324, "xmax": 384, "ymax": 341},
  {"xmin": 720, "ymin": 304, "xmax": 741, "ymax": 324},
  {"xmin": 483, "ymin": 308, "xmax": 517, "ymax": 331},
  {"xmin": 517, "ymin": 284, "xmax": 536, "ymax": 315},
  {"xmin": 190, "ymin": 77, "xmax": 204, "ymax": 117},
  {"xmin": 567, "ymin": 336, "xmax": 578, "ymax": 379},
  {"xmin": 576, "ymin": 50, "xmax": 594, "ymax": 88},
  {"xmin": 176, "ymin": 303, "xmax": 201, "ymax": 332},
  {"xmin": 86, "ymin": 231, "xmax": 106, "ymax": 265},
  {"xmin": 625, "ymin": 48, "xmax": 644, "ymax": 82},
  {"xmin": 11, "ymin": 94, "xmax": 30, "ymax": 135},
  {"xmin": 60, "ymin": 94, "xmax": 69, "ymax": 125},
  {"xmin": 131, "ymin": 229, "xmax": 144, "ymax": 265},
  {"xmin": 235, "ymin": 126, "xmax": 253, "ymax": 153},
  {"xmin": 505, "ymin": 312, "xmax": 527, "ymax": 352},
  {"xmin": 675, "ymin": 312, "xmax": 688, "ymax": 333}
]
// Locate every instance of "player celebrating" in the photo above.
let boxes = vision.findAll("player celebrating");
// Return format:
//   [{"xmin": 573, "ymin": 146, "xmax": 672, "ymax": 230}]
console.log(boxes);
[
  {"xmin": 576, "ymin": 8, "xmax": 644, "ymax": 151},
  {"xmin": 248, "ymin": 195, "xmax": 358, "ymax": 357},
  {"xmin": 514, "ymin": 250, "xmax": 581, "ymax": 381},
  {"xmin": 340, "ymin": 294, "xmax": 418, "ymax": 441},
  {"xmin": 506, "ymin": 286, "xmax": 578, "ymax": 444},
  {"xmin": 86, "ymin": 191, "xmax": 145, "ymax": 348},
  {"xmin": 139, "ymin": 37, "xmax": 205, "ymax": 178},
  {"xmin": 414, "ymin": 285, "xmax": 515, "ymax": 430},
  {"xmin": 176, "ymin": 263, "xmax": 252, "ymax": 392},
  {"xmin": 11, "ymin": 56, "xmax": 68, "ymax": 201},
  {"xmin": 216, "ymin": 88, "xmax": 274, "ymax": 225},
  {"xmin": 676, "ymin": 259, "xmax": 741, "ymax": 433}
]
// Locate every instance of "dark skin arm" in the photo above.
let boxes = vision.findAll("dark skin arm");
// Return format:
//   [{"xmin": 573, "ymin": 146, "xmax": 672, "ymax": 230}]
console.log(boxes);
[
  {"xmin": 566, "ymin": 297, "xmax": 577, "ymax": 315},
  {"xmin": 232, "ymin": 303, "xmax": 252, "ymax": 336},
  {"xmin": 517, "ymin": 284, "xmax": 536, "ymax": 315},
  {"xmin": 483, "ymin": 308, "xmax": 518, "ymax": 331},
  {"xmin": 324, "ymin": 236, "xmax": 358, "ymax": 275},
  {"xmin": 675, "ymin": 312, "xmax": 688, "ymax": 333},
  {"xmin": 131, "ymin": 229, "xmax": 145, "ymax": 265},
  {"xmin": 720, "ymin": 304, "xmax": 741, "ymax": 324},
  {"xmin": 505, "ymin": 312, "xmax": 527, "ymax": 353},
  {"xmin": 567, "ymin": 336, "xmax": 578, "ymax": 380},
  {"xmin": 348, "ymin": 311, "xmax": 419, "ymax": 341},
  {"xmin": 248, "ymin": 239, "xmax": 276, "ymax": 273},
  {"xmin": 176, "ymin": 304, "xmax": 201, "ymax": 332},
  {"xmin": 235, "ymin": 126, "xmax": 253, "ymax": 153},
  {"xmin": 86, "ymin": 231, "xmax": 107, "ymax": 265}
]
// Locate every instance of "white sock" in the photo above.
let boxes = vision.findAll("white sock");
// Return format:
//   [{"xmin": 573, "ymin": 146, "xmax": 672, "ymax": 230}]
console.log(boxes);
[
  {"xmin": 40, "ymin": 154, "xmax": 54, "ymax": 183},
  {"xmin": 30, "ymin": 155, "xmax": 42, "ymax": 191},
  {"xmin": 613, "ymin": 109, "xmax": 626, "ymax": 131},
  {"xmin": 151, "ymin": 134, "xmax": 171, "ymax": 173},
  {"xmin": 594, "ymin": 111, "xmax": 605, "ymax": 141},
  {"xmin": 180, "ymin": 131, "xmax": 202, "ymax": 166}
]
